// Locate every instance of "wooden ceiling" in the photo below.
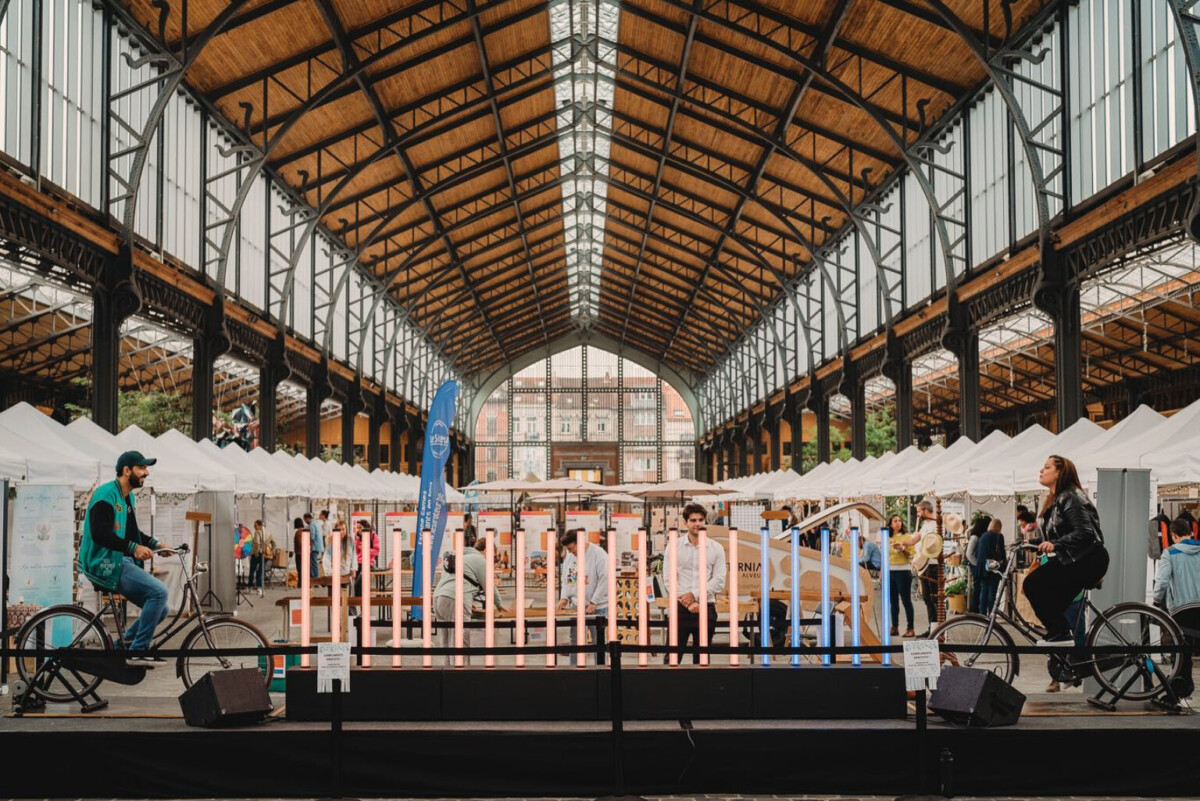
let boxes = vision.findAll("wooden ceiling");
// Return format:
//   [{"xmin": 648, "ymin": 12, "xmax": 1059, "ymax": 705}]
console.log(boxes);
[{"xmin": 120, "ymin": 0, "xmax": 1048, "ymax": 379}]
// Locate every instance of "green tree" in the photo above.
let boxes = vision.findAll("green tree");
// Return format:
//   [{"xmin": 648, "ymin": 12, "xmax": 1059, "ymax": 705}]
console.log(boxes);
[
  {"xmin": 65, "ymin": 379, "xmax": 192, "ymax": 436},
  {"xmin": 797, "ymin": 405, "xmax": 897, "ymax": 473}
]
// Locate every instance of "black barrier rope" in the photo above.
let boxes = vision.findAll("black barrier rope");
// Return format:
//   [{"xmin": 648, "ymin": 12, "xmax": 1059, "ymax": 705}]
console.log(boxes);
[{"xmin": 1, "ymin": 640, "xmax": 1192, "ymax": 659}]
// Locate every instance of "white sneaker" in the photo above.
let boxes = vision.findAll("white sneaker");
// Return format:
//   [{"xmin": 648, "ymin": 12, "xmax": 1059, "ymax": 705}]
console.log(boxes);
[{"xmin": 1035, "ymin": 635, "xmax": 1075, "ymax": 648}]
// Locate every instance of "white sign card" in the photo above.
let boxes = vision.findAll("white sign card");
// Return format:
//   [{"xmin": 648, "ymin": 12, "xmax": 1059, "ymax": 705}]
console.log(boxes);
[
  {"xmin": 611, "ymin": 513, "xmax": 642, "ymax": 571},
  {"xmin": 902, "ymin": 639, "xmax": 942, "ymax": 691},
  {"xmin": 383, "ymin": 511, "xmax": 417, "ymax": 569},
  {"xmin": 317, "ymin": 642, "xmax": 352, "ymax": 693}
]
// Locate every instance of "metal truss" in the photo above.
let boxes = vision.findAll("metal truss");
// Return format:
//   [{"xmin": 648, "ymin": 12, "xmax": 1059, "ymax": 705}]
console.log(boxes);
[
  {"xmin": 1169, "ymin": 0, "xmax": 1200, "ymax": 217},
  {"xmin": 923, "ymin": 0, "xmax": 1066, "ymax": 250},
  {"xmin": 105, "ymin": 0, "xmax": 254, "ymax": 243}
]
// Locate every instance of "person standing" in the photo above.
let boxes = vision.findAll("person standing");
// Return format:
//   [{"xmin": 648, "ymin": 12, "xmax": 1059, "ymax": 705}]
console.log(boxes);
[
  {"xmin": 248, "ymin": 520, "xmax": 268, "ymax": 597},
  {"xmin": 557, "ymin": 529, "xmax": 608, "ymax": 662},
  {"xmin": 913, "ymin": 500, "xmax": 941, "ymax": 635},
  {"xmin": 292, "ymin": 517, "xmax": 307, "ymax": 582},
  {"xmin": 886, "ymin": 514, "xmax": 918, "ymax": 637},
  {"xmin": 431, "ymin": 533, "xmax": 504, "ymax": 665},
  {"xmin": 352, "ymin": 519, "xmax": 380, "ymax": 598},
  {"xmin": 664, "ymin": 503, "xmax": 727, "ymax": 663},
  {"xmin": 78, "ymin": 451, "xmax": 169, "ymax": 665},
  {"xmin": 1023, "ymin": 455, "xmax": 1109, "ymax": 647},
  {"xmin": 1153, "ymin": 519, "xmax": 1200, "ymax": 698},
  {"xmin": 973, "ymin": 518, "xmax": 1005, "ymax": 616},
  {"xmin": 307, "ymin": 511, "xmax": 326, "ymax": 578}
]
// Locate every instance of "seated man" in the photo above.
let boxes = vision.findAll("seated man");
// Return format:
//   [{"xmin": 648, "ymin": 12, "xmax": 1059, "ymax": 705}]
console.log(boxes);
[
  {"xmin": 858, "ymin": 531, "xmax": 882, "ymax": 576},
  {"xmin": 1153, "ymin": 519, "xmax": 1200, "ymax": 697},
  {"xmin": 77, "ymin": 451, "xmax": 169, "ymax": 666}
]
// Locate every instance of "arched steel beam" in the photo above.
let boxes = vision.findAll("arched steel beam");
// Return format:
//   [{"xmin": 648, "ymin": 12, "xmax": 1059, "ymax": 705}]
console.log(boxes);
[
  {"xmin": 1168, "ymin": 1, "xmax": 1200, "ymax": 241},
  {"xmin": 106, "ymin": 0, "xmax": 255, "ymax": 244},
  {"xmin": 641, "ymin": 0, "xmax": 966, "ymax": 298},
  {"xmin": 921, "ymin": 0, "xmax": 1062, "ymax": 249},
  {"xmin": 189, "ymin": 2, "xmax": 535, "ymax": 326}
]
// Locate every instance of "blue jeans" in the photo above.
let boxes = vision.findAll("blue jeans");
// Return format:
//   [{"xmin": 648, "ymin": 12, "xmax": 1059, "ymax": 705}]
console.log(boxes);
[
  {"xmin": 116, "ymin": 557, "xmax": 169, "ymax": 651},
  {"xmin": 975, "ymin": 572, "xmax": 1000, "ymax": 616},
  {"xmin": 310, "ymin": 550, "xmax": 322, "ymax": 578},
  {"xmin": 249, "ymin": 555, "xmax": 264, "ymax": 588}
]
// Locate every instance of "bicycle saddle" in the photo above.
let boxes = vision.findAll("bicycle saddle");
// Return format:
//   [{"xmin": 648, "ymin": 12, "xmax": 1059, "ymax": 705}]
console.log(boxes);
[{"xmin": 1084, "ymin": 576, "xmax": 1104, "ymax": 590}]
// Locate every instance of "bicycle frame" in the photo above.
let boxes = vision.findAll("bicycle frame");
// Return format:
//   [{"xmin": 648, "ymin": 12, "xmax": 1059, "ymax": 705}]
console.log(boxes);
[
  {"xmin": 102, "ymin": 549, "xmax": 235, "ymax": 660},
  {"xmin": 962, "ymin": 546, "xmax": 1169, "ymax": 687}
]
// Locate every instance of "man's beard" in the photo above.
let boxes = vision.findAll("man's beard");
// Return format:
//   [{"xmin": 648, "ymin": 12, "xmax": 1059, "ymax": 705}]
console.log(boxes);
[{"xmin": 129, "ymin": 473, "xmax": 144, "ymax": 489}]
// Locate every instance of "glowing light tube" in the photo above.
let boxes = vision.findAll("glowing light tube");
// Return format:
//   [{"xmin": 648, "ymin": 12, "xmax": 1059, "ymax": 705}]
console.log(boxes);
[
  {"xmin": 422, "ymin": 528, "xmax": 432, "ymax": 668},
  {"xmin": 362, "ymin": 528, "xmax": 372, "ymax": 667},
  {"xmin": 637, "ymin": 528, "xmax": 648, "ymax": 667},
  {"xmin": 577, "ymin": 533, "xmax": 587, "ymax": 668},
  {"xmin": 301, "ymin": 531, "xmax": 311, "ymax": 667},
  {"xmin": 453, "ymin": 528, "xmax": 464, "ymax": 668},
  {"xmin": 546, "ymin": 530, "xmax": 556, "ymax": 668},
  {"xmin": 332, "ymin": 527, "xmax": 342, "ymax": 644},
  {"xmin": 607, "ymin": 528, "xmax": 617, "ymax": 645},
  {"xmin": 698, "ymin": 528, "xmax": 709, "ymax": 666},
  {"xmin": 820, "ymin": 526, "xmax": 831, "ymax": 666},
  {"xmin": 790, "ymin": 525, "xmax": 800, "ymax": 666},
  {"xmin": 849, "ymin": 525, "xmax": 861, "ymax": 666},
  {"xmin": 485, "ymin": 528, "xmax": 495, "ymax": 668},
  {"xmin": 668, "ymin": 528, "xmax": 679, "ymax": 666},
  {"xmin": 760, "ymin": 526, "xmax": 769, "ymax": 667},
  {"xmin": 728, "ymin": 528, "xmax": 738, "ymax": 666},
  {"xmin": 392, "ymin": 528, "xmax": 401, "ymax": 667},
  {"xmin": 880, "ymin": 526, "xmax": 892, "ymax": 666},
  {"xmin": 516, "ymin": 529, "xmax": 526, "ymax": 668}
]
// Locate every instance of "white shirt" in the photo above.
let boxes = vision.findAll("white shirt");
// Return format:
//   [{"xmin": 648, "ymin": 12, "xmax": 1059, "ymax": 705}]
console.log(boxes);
[
  {"xmin": 560, "ymin": 547, "xmax": 609, "ymax": 609},
  {"xmin": 664, "ymin": 535, "xmax": 727, "ymax": 604}
]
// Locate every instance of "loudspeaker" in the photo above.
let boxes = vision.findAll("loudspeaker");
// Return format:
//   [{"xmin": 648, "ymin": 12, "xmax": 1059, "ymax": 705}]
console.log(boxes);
[
  {"xmin": 179, "ymin": 668, "xmax": 272, "ymax": 728},
  {"xmin": 929, "ymin": 666, "xmax": 1025, "ymax": 727}
]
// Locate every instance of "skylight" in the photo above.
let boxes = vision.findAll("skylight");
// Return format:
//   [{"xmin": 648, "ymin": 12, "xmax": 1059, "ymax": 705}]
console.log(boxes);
[{"xmin": 549, "ymin": 0, "xmax": 619, "ymax": 325}]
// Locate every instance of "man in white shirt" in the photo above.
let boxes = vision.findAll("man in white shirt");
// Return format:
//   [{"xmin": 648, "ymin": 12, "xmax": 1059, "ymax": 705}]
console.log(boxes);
[
  {"xmin": 665, "ymin": 503, "xmax": 727, "ymax": 663},
  {"xmin": 558, "ymin": 529, "xmax": 608, "ymax": 662}
]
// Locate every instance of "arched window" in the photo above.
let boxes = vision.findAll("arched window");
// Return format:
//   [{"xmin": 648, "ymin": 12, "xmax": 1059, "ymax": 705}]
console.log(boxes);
[{"xmin": 473, "ymin": 346, "xmax": 695, "ymax": 483}]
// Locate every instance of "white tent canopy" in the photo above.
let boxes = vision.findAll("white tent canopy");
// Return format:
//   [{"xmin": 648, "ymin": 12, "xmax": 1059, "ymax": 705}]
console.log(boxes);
[
  {"xmin": 0, "ymin": 423, "xmax": 99, "ymax": 488},
  {"xmin": 936, "ymin": 425, "xmax": 1052, "ymax": 496}
]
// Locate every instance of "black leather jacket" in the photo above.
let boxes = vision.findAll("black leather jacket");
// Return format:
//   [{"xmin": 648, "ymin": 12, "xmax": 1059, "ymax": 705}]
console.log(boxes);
[{"xmin": 1039, "ymin": 487, "xmax": 1104, "ymax": 565}]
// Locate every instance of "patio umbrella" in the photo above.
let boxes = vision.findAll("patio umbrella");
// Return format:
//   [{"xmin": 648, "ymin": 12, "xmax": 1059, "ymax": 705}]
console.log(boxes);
[
  {"xmin": 525, "ymin": 478, "xmax": 608, "ymax": 532},
  {"xmin": 459, "ymin": 477, "xmax": 537, "ymax": 534},
  {"xmin": 630, "ymin": 478, "xmax": 727, "ymax": 529}
]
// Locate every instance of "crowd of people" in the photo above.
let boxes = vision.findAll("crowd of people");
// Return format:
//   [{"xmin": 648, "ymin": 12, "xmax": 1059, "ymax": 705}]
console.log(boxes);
[{"xmin": 75, "ymin": 447, "xmax": 1196, "ymax": 695}]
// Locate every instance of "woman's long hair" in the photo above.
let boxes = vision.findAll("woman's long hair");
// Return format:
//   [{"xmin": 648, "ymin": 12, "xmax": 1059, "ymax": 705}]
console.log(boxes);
[
  {"xmin": 887, "ymin": 514, "xmax": 908, "ymax": 535},
  {"xmin": 1040, "ymin": 454, "xmax": 1083, "ymax": 517}
]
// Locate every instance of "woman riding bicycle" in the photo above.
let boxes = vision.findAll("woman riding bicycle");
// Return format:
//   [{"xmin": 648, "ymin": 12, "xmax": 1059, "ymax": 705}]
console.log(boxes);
[{"xmin": 1024, "ymin": 454, "xmax": 1110, "ymax": 647}]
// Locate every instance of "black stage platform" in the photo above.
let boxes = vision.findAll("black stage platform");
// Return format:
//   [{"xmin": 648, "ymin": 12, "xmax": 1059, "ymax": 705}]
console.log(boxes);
[
  {"xmin": 284, "ymin": 664, "xmax": 907, "ymax": 721},
  {"xmin": 2, "ymin": 712, "xmax": 1198, "ymax": 798}
]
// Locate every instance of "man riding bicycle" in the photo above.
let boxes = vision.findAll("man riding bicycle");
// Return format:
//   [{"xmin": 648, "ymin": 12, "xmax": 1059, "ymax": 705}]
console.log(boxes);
[{"xmin": 78, "ymin": 450, "xmax": 171, "ymax": 666}]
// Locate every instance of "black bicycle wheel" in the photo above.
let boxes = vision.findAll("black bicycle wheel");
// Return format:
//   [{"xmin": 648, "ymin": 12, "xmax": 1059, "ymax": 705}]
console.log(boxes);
[
  {"xmin": 931, "ymin": 614, "xmax": 1018, "ymax": 683},
  {"xmin": 14, "ymin": 605, "xmax": 112, "ymax": 703},
  {"xmin": 1087, "ymin": 601, "xmax": 1183, "ymax": 702},
  {"xmin": 178, "ymin": 618, "xmax": 270, "ymax": 689}
]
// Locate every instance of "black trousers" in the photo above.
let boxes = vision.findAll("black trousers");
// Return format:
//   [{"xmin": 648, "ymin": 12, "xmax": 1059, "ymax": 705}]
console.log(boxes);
[
  {"xmin": 1023, "ymin": 546, "xmax": 1109, "ymax": 638},
  {"xmin": 677, "ymin": 603, "xmax": 718, "ymax": 664}
]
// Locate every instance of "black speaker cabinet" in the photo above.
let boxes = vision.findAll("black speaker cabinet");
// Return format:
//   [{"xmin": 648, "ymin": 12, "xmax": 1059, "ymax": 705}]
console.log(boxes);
[
  {"xmin": 179, "ymin": 668, "xmax": 272, "ymax": 728},
  {"xmin": 929, "ymin": 666, "xmax": 1025, "ymax": 727}
]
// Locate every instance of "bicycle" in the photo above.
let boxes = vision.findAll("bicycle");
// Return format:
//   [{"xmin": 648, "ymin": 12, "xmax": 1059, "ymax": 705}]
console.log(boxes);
[
  {"xmin": 13, "ymin": 543, "xmax": 270, "ymax": 712},
  {"xmin": 931, "ymin": 543, "xmax": 1185, "ymax": 709}
]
